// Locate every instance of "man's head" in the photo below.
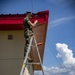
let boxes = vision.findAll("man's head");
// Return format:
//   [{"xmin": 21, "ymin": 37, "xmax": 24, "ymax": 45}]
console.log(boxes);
[{"xmin": 26, "ymin": 12, "xmax": 32, "ymax": 18}]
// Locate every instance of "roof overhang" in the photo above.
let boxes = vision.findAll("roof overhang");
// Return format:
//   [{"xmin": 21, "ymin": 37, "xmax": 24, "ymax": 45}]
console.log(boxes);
[{"xmin": 0, "ymin": 10, "xmax": 49, "ymax": 30}]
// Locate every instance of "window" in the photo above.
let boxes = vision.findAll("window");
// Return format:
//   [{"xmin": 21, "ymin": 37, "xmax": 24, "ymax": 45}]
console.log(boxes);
[{"xmin": 8, "ymin": 35, "xmax": 13, "ymax": 40}]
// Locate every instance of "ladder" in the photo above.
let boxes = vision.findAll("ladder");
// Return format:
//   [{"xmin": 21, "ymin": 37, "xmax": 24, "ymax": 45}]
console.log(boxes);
[{"xmin": 20, "ymin": 36, "xmax": 45, "ymax": 75}]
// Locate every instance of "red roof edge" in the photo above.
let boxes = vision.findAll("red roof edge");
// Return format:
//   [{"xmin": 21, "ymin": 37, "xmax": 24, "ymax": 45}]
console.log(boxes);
[{"xmin": 0, "ymin": 10, "xmax": 49, "ymax": 30}]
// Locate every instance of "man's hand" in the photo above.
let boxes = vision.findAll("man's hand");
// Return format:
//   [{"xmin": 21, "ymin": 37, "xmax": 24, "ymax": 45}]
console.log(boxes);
[
  {"xmin": 28, "ymin": 19, "xmax": 38, "ymax": 27},
  {"xmin": 34, "ymin": 20, "xmax": 38, "ymax": 25},
  {"xmin": 35, "ymin": 20, "xmax": 38, "ymax": 23}
]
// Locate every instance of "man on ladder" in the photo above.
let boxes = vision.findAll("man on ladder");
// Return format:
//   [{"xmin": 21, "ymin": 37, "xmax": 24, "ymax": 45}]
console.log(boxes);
[
  {"xmin": 23, "ymin": 12, "xmax": 38, "ymax": 60},
  {"xmin": 20, "ymin": 12, "xmax": 45, "ymax": 75}
]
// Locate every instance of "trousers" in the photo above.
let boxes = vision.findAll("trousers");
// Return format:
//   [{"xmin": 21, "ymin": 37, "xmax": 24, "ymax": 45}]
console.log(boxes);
[{"xmin": 24, "ymin": 29, "xmax": 33, "ymax": 57}]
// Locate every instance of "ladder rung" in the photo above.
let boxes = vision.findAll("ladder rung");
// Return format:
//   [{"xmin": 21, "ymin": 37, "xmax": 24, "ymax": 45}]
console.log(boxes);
[{"xmin": 31, "ymin": 45, "xmax": 36, "ymax": 47}]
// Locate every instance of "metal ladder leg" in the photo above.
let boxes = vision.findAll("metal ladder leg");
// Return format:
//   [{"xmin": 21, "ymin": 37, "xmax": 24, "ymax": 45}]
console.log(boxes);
[
  {"xmin": 20, "ymin": 36, "xmax": 45, "ymax": 75},
  {"xmin": 34, "ymin": 37, "xmax": 45, "ymax": 75},
  {"xmin": 20, "ymin": 37, "xmax": 33, "ymax": 75}
]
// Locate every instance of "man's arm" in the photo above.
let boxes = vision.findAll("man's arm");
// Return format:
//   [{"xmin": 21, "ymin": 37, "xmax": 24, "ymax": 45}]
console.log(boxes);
[{"xmin": 28, "ymin": 20, "xmax": 38, "ymax": 27}]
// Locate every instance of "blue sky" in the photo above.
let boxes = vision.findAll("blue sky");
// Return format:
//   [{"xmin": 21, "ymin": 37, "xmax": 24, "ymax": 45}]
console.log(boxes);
[{"xmin": 0, "ymin": 0, "xmax": 75, "ymax": 75}]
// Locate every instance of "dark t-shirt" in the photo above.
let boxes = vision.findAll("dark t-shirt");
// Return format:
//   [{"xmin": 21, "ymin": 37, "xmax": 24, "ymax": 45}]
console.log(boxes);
[
  {"xmin": 23, "ymin": 17, "xmax": 32, "ymax": 31},
  {"xmin": 23, "ymin": 17, "xmax": 33, "ymax": 37}
]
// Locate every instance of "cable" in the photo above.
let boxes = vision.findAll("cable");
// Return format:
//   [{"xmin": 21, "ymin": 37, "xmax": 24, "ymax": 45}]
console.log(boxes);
[
  {"xmin": 46, "ymin": 35, "xmax": 70, "ymax": 75},
  {"xmin": 31, "ymin": 0, "xmax": 34, "ymax": 13}
]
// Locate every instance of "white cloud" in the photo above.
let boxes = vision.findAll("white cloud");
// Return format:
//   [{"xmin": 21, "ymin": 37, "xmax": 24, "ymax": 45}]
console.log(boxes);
[
  {"xmin": 56, "ymin": 43, "xmax": 75, "ymax": 75},
  {"xmin": 56, "ymin": 43, "xmax": 75, "ymax": 65},
  {"xmin": 34, "ymin": 66, "xmax": 67, "ymax": 75},
  {"xmin": 35, "ymin": 43, "xmax": 75, "ymax": 75},
  {"xmin": 56, "ymin": 53, "xmax": 62, "ymax": 58},
  {"xmin": 49, "ymin": 16, "xmax": 75, "ymax": 28}
]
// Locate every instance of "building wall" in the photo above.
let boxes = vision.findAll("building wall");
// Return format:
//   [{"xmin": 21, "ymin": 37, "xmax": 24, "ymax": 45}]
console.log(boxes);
[{"xmin": 0, "ymin": 30, "xmax": 34, "ymax": 75}]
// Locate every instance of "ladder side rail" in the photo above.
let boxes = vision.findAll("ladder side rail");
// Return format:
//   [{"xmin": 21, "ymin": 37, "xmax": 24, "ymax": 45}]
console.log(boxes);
[
  {"xmin": 20, "ymin": 37, "xmax": 33, "ymax": 75},
  {"xmin": 23, "ymin": 37, "xmax": 33, "ymax": 64},
  {"xmin": 34, "ymin": 37, "xmax": 45, "ymax": 75}
]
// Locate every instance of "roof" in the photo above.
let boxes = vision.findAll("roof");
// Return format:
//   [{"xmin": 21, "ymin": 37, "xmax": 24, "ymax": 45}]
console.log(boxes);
[
  {"xmin": 0, "ymin": 10, "xmax": 49, "ymax": 70},
  {"xmin": 0, "ymin": 10, "xmax": 49, "ymax": 30}
]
